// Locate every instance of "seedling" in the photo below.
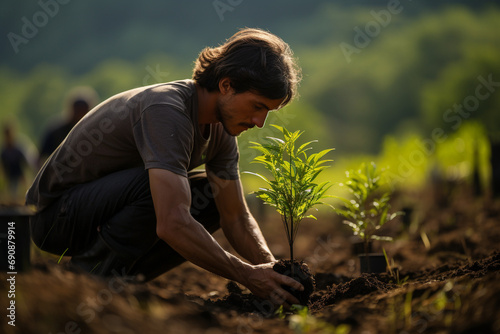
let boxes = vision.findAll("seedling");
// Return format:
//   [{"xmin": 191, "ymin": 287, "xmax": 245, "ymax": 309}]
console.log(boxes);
[
  {"xmin": 383, "ymin": 248, "xmax": 408, "ymax": 285},
  {"xmin": 420, "ymin": 231, "xmax": 431, "ymax": 250},
  {"xmin": 247, "ymin": 125, "xmax": 334, "ymax": 273},
  {"xmin": 286, "ymin": 305, "xmax": 351, "ymax": 334},
  {"xmin": 57, "ymin": 248, "xmax": 69, "ymax": 264},
  {"xmin": 333, "ymin": 162, "xmax": 402, "ymax": 257}
]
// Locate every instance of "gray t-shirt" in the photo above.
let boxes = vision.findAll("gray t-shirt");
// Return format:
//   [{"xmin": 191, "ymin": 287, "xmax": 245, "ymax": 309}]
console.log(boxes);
[{"xmin": 27, "ymin": 80, "xmax": 239, "ymax": 211}]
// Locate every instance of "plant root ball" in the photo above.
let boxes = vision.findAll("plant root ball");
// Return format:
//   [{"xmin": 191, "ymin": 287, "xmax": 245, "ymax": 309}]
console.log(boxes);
[{"xmin": 273, "ymin": 259, "xmax": 315, "ymax": 305}]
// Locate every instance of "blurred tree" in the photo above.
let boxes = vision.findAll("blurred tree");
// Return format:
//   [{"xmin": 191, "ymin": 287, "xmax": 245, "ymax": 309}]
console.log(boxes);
[
  {"xmin": 421, "ymin": 47, "xmax": 500, "ymax": 137},
  {"xmin": 299, "ymin": 6, "xmax": 500, "ymax": 153}
]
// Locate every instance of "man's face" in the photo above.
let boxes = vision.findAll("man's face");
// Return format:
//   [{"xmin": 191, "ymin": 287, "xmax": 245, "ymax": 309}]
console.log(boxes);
[{"xmin": 216, "ymin": 90, "xmax": 284, "ymax": 136}]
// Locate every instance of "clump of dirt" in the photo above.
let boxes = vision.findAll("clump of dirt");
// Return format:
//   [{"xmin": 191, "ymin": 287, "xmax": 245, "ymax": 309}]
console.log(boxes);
[
  {"xmin": 310, "ymin": 274, "xmax": 396, "ymax": 310},
  {"xmin": 313, "ymin": 272, "xmax": 351, "ymax": 290},
  {"xmin": 206, "ymin": 281, "xmax": 275, "ymax": 316},
  {"xmin": 273, "ymin": 259, "xmax": 315, "ymax": 305},
  {"xmin": 205, "ymin": 260, "xmax": 315, "ymax": 317}
]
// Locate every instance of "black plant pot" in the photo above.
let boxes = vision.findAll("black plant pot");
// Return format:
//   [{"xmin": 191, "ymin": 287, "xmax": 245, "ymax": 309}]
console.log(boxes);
[
  {"xmin": 1, "ymin": 206, "xmax": 33, "ymax": 272},
  {"xmin": 273, "ymin": 259, "xmax": 315, "ymax": 305},
  {"xmin": 358, "ymin": 253, "xmax": 387, "ymax": 274},
  {"xmin": 352, "ymin": 239, "xmax": 373, "ymax": 255}
]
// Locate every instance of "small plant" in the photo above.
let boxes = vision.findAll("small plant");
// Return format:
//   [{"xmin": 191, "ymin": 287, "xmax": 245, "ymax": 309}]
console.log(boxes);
[
  {"xmin": 383, "ymin": 248, "xmax": 409, "ymax": 285},
  {"xmin": 333, "ymin": 162, "xmax": 402, "ymax": 258},
  {"xmin": 388, "ymin": 281, "xmax": 462, "ymax": 333},
  {"xmin": 285, "ymin": 305, "xmax": 351, "ymax": 334},
  {"xmin": 247, "ymin": 125, "xmax": 334, "ymax": 272}
]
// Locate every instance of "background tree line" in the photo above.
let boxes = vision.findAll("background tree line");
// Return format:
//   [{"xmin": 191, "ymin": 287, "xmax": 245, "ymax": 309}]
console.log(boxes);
[{"xmin": 1, "ymin": 1, "xmax": 499, "ymax": 197}]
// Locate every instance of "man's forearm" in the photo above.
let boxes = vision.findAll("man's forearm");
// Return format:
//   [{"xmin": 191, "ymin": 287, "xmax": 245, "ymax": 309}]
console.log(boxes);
[
  {"xmin": 221, "ymin": 212, "xmax": 275, "ymax": 265},
  {"xmin": 158, "ymin": 210, "xmax": 253, "ymax": 284},
  {"xmin": 204, "ymin": 171, "xmax": 275, "ymax": 265}
]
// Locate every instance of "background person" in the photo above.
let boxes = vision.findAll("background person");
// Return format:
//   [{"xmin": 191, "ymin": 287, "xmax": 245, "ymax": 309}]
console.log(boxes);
[
  {"xmin": 1, "ymin": 123, "xmax": 29, "ymax": 203},
  {"xmin": 38, "ymin": 86, "xmax": 99, "ymax": 166}
]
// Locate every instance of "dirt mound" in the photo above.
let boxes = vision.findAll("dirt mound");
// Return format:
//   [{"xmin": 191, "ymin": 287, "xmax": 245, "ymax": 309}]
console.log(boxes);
[
  {"xmin": 205, "ymin": 281, "xmax": 275, "ymax": 316},
  {"xmin": 310, "ymin": 275, "xmax": 397, "ymax": 310},
  {"xmin": 406, "ymin": 251, "xmax": 500, "ymax": 282}
]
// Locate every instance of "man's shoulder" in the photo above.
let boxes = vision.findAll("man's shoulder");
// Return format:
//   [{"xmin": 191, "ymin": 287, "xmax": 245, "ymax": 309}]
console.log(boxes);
[
  {"xmin": 144, "ymin": 79, "xmax": 195, "ymax": 99},
  {"xmin": 134, "ymin": 79, "xmax": 197, "ymax": 112}
]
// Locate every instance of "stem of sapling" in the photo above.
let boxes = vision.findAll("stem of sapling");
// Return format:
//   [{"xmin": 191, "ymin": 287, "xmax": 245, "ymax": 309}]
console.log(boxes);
[
  {"xmin": 289, "ymin": 144, "xmax": 295, "ymax": 276},
  {"xmin": 290, "ymin": 217, "xmax": 295, "ymax": 276}
]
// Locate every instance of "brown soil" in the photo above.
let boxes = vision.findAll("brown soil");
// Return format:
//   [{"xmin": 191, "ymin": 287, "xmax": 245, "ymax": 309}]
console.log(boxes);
[
  {"xmin": 273, "ymin": 259, "xmax": 315, "ymax": 306},
  {"xmin": 1, "ymin": 183, "xmax": 500, "ymax": 334}
]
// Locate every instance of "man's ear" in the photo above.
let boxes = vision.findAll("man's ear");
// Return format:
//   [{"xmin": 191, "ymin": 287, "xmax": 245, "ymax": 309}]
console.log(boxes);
[{"xmin": 218, "ymin": 78, "xmax": 232, "ymax": 95}]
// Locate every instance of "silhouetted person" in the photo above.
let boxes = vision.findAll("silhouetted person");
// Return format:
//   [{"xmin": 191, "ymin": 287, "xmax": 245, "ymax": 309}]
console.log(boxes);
[
  {"xmin": 1, "ymin": 124, "xmax": 28, "ymax": 202},
  {"xmin": 38, "ymin": 87, "xmax": 98, "ymax": 165}
]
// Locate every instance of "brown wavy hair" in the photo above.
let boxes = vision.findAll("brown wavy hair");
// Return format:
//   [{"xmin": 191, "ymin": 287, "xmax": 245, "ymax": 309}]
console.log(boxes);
[{"xmin": 192, "ymin": 28, "xmax": 301, "ymax": 107}]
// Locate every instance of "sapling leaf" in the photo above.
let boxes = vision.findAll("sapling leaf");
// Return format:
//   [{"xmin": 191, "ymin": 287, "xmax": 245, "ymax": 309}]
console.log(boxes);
[
  {"xmin": 243, "ymin": 171, "xmax": 270, "ymax": 183},
  {"xmin": 372, "ymin": 235, "xmax": 393, "ymax": 242},
  {"xmin": 297, "ymin": 140, "xmax": 318, "ymax": 155}
]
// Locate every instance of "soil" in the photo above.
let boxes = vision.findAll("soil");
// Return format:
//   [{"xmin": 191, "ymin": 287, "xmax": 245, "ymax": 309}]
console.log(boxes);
[
  {"xmin": 1, "ymin": 182, "xmax": 500, "ymax": 334},
  {"xmin": 273, "ymin": 259, "xmax": 315, "ymax": 306}
]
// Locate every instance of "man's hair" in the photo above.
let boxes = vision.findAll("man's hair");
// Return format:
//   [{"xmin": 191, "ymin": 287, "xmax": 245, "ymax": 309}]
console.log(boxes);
[{"xmin": 192, "ymin": 28, "xmax": 301, "ymax": 107}]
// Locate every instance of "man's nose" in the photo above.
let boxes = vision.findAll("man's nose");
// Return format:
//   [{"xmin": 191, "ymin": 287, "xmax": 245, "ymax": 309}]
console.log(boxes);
[{"xmin": 252, "ymin": 111, "xmax": 269, "ymax": 128}]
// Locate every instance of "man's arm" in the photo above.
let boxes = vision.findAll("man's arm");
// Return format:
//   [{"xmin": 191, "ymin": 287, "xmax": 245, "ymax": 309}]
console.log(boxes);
[
  {"xmin": 206, "ymin": 169, "xmax": 274, "ymax": 265},
  {"xmin": 149, "ymin": 168, "xmax": 303, "ymax": 305}
]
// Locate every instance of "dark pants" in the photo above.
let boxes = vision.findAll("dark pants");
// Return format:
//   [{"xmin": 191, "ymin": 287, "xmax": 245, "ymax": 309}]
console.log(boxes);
[{"xmin": 30, "ymin": 167, "xmax": 220, "ymax": 281}]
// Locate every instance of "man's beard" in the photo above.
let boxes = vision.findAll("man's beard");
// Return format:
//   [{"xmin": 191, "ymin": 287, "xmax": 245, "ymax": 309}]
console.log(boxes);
[{"xmin": 215, "ymin": 101, "xmax": 255, "ymax": 136}]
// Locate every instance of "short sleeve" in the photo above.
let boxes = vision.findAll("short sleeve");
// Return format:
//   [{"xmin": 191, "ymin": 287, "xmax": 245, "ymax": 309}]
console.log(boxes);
[{"xmin": 133, "ymin": 104, "xmax": 193, "ymax": 177}]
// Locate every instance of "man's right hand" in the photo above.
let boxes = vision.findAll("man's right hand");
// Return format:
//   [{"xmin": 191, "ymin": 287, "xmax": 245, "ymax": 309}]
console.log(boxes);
[{"xmin": 239, "ymin": 262, "xmax": 304, "ymax": 307}]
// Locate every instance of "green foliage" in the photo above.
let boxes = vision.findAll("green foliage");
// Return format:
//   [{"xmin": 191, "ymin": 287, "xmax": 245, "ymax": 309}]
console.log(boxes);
[
  {"xmin": 333, "ymin": 162, "xmax": 402, "ymax": 245},
  {"xmin": 383, "ymin": 248, "xmax": 409, "ymax": 286},
  {"xmin": 300, "ymin": 6, "xmax": 500, "ymax": 153},
  {"xmin": 247, "ymin": 125, "xmax": 334, "ymax": 261},
  {"xmin": 388, "ymin": 281, "xmax": 463, "ymax": 333},
  {"xmin": 376, "ymin": 121, "xmax": 491, "ymax": 192},
  {"xmin": 57, "ymin": 248, "xmax": 69, "ymax": 264},
  {"xmin": 435, "ymin": 122, "xmax": 491, "ymax": 188},
  {"xmin": 378, "ymin": 132, "xmax": 434, "ymax": 191},
  {"xmin": 276, "ymin": 305, "xmax": 351, "ymax": 334}
]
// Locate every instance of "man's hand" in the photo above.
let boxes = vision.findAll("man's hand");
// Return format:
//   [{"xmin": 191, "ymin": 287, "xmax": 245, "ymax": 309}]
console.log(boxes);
[{"xmin": 240, "ymin": 262, "xmax": 304, "ymax": 307}]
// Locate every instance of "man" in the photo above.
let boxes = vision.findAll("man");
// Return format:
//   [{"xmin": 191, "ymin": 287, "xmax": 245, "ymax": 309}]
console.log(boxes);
[{"xmin": 26, "ymin": 28, "xmax": 303, "ymax": 306}]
